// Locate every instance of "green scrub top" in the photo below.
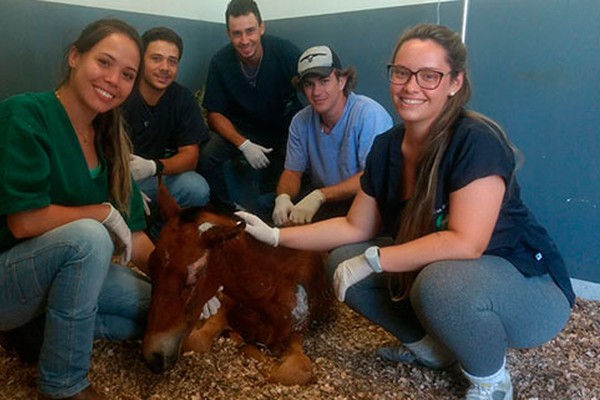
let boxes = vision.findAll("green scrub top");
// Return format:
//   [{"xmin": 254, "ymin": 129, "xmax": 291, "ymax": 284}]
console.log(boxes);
[{"xmin": 0, "ymin": 91, "xmax": 146, "ymax": 252}]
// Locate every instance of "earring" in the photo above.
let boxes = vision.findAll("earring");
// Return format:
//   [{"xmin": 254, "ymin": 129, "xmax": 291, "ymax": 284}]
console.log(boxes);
[{"xmin": 449, "ymin": 92, "xmax": 455, "ymax": 97}]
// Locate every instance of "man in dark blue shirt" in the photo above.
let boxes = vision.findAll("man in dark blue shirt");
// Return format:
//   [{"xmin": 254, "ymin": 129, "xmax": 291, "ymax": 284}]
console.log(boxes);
[
  {"xmin": 199, "ymin": 0, "xmax": 301, "ymax": 209},
  {"xmin": 122, "ymin": 27, "xmax": 210, "ymax": 238}
]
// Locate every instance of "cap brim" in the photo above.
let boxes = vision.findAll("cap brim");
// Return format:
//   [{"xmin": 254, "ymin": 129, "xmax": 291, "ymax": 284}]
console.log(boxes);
[{"xmin": 299, "ymin": 66, "xmax": 334, "ymax": 80}]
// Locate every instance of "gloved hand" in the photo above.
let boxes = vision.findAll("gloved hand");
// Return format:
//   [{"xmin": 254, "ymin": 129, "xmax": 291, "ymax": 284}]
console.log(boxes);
[
  {"xmin": 101, "ymin": 202, "xmax": 133, "ymax": 265},
  {"xmin": 234, "ymin": 211, "xmax": 280, "ymax": 247},
  {"xmin": 200, "ymin": 287, "xmax": 223, "ymax": 320},
  {"xmin": 289, "ymin": 189, "xmax": 326, "ymax": 224},
  {"xmin": 333, "ymin": 254, "xmax": 374, "ymax": 302},
  {"xmin": 140, "ymin": 191, "xmax": 152, "ymax": 216},
  {"xmin": 238, "ymin": 139, "xmax": 273, "ymax": 169},
  {"xmin": 272, "ymin": 194, "xmax": 294, "ymax": 226},
  {"xmin": 129, "ymin": 154, "xmax": 156, "ymax": 181}
]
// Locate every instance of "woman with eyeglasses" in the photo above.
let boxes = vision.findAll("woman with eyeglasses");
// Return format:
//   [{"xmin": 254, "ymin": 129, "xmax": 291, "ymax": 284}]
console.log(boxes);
[{"xmin": 235, "ymin": 24, "xmax": 574, "ymax": 400}]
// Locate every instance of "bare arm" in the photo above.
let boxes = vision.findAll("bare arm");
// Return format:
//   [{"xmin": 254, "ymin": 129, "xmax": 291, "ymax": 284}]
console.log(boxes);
[
  {"xmin": 160, "ymin": 144, "xmax": 199, "ymax": 175},
  {"xmin": 276, "ymin": 170, "xmax": 303, "ymax": 199},
  {"xmin": 380, "ymin": 175, "xmax": 506, "ymax": 273},
  {"xmin": 7, "ymin": 204, "xmax": 111, "ymax": 239},
  {"xmin": 207, "ymin": 112, "xmax": 247, "ymax": 148},
  {"xmin": 278, "ymin": 189, "xmax": 382, "ymax": 251},
  {"xmin": 320, "ymin": 172, "xmax": 363, "ymax": 203}
]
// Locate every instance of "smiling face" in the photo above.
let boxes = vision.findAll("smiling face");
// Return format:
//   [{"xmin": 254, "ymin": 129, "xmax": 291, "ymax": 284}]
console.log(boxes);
[
  {"xmin": 142, "ymin": 40, "xmax": 180, "ymax": 92},
  {"xmin": 390, "ymin": 39, "xmax": 463, "ymax": 134},
  {"xmin": 301, "ymin": 71, "xmax": 347, "ymax": 120},
  {"xmin": 68, "ymin": 32, "xmax": 140, "ymax": 115},
  {"xmin": 227, "ymin": 13, "xmax": 265, "ymax": 65}
]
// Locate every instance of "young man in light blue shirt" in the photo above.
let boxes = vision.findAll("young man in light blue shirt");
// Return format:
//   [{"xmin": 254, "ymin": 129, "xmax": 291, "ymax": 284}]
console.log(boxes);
[{"xmin": 272, "ymin": 45, "xmax": 393, "ymax": 225}]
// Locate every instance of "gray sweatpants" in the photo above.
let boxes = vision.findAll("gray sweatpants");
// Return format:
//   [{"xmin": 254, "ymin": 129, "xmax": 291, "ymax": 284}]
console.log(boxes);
[{"xmin": 327, "ymin": 240, "xmax": 572, "ymax": 376}]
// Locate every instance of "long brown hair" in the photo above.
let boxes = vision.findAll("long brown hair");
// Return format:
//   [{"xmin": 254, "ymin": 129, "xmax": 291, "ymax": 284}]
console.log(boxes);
[
  {"xmin": 61, "ymin": 18, "xmax": 142, "ymax": 213},
  {"xmin": 390, "ymin": 24, "xmax": 520, "ymax": 300}
]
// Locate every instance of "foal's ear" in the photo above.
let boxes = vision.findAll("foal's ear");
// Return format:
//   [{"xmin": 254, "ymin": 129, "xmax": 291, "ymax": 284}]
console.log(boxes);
[
  {"xmin": 157, "ymin": 175, "xmax": 181, "ymax": 221},
  {"xmin": 201, "ymin": 221, "xmax": 245, "ymax": 247}
]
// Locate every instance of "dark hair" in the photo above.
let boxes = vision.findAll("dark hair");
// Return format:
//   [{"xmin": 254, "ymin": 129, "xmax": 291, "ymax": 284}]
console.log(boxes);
[
  {"xmin": 142, "ymin": 26, "xmax": 184, "ymax": 60},
  {"xmin": 226, "ymin": 0, "xmax": 262, "ymax": 29},
  {"xmin": 62, "ymin": 18, "xmax": 142, "ymax": 212},
  {"xmin": 292, "ymin": 67, "xmax": 358, "ymax": 97}
]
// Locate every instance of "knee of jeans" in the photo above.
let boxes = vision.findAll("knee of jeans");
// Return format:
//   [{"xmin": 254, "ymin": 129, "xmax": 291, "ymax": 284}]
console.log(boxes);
[
  {"xmin": 171, "ymin": 173, "xmax": 210, "ymax": 207},
  {"xmin": 190, "ymin": 177, "xmax": 211, "ymax": 206},
  {"xmin": 62, "ymin": 219, "xmax": 114, "ymax": 258}
]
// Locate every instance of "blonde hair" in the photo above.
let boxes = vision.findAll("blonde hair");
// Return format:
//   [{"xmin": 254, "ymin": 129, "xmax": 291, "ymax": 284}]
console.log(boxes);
[{"xmin": 389, "ymin": 24, "xmax": 521, "ymax": 300}]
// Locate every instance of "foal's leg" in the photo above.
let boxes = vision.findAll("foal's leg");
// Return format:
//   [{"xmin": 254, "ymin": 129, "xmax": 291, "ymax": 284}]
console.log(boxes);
[
  {"xmin": 269, "ymin": 333, "xmax": 313, "ymax": 386},
  {"xmin": 182, "ymin": 295, "xmax": 232, "ymax": 353}
]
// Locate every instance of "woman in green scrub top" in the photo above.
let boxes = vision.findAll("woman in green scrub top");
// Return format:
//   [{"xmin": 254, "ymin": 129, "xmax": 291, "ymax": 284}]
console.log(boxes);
[{"xmin": 0, "ymin": 18, "xmax": 154, "ymax": 400}]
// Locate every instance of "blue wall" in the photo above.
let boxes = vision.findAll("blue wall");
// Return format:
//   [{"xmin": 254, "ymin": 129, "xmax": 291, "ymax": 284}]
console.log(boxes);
[
  {"xmin": 1, "ymin": 0, "xmax": 598, "ymax": 283},
  {"xmin": 466, "ymin": 0, "xmax": 600, "ymax": 283}
]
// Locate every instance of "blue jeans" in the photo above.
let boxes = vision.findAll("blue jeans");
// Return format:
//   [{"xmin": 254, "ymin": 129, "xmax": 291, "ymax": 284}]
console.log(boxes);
[
  {"xmin": 327, "ymin": 241, "xmax": 572, "ymax": 376},
  {"xmin": 0, "ymin": 219, "xmax": 151, "ymax": 397},
  {"xmin": 137, "ymin": 171, "xmax": 210, "ymax": 238}
]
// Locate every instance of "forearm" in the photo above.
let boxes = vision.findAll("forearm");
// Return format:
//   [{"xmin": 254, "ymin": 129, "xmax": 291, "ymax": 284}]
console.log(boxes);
[
  {"xmin": 207, "ymin": 112, "xmax": 246, "ymax": 147},
  {"xmin": 281, "ymin": 190, "xmax": 380, "ymax": 249},
  {"xmin": 279, "ymin": 216, "xmax": 370, "ymax": 251},
  {"xmin": 320, "ymin": 173, "xmax": 362, "ymax": 202},
  {"xmin": 380, "ymin": 230, "xmax": 487, "ymax": 273},
  {"xmin": 160, "ymin": 145, "xmax": 199, "ymax": 175},
  {"xmin": 276, "ymin": 170, "xmax": 302, "ymax": 199},
  {"xmin": 7, "ymin": 204, "xmax": 109, "ymax": 239}
]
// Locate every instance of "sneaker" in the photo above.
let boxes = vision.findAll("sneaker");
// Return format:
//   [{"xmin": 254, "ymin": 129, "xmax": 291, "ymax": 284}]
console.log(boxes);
[
  {"xmin": 378, "ymin": 346, "xmax": 420, "ymax": 364},
  {"xmin": 464, "ymin": 368, "xmax": 513, "ymax": 400},
  {"xmin": 377, "ymin": 346, "xmax": 451, "ymax": 369}
]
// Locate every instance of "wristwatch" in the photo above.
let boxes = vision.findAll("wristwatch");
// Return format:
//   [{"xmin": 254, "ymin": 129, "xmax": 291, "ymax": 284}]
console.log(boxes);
[
  {"xmin": 154, "ymin": 159, "xmax": 165, "ymax": 175},
  {"xmin": 364, "ymin": 246, "xmax": 383, "ymax": 273}
]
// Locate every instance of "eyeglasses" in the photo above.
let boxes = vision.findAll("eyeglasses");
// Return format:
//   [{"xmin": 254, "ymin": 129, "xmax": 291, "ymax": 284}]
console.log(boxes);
[{"xmin": 387, "ymin": 65, "xmax": 451, "ymax": 90}]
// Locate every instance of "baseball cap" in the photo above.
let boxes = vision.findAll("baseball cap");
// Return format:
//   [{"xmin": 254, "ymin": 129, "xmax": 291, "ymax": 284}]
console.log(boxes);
[{"xmin": 297, "ymin": 45, "xmax": 342, "ymax": 80}]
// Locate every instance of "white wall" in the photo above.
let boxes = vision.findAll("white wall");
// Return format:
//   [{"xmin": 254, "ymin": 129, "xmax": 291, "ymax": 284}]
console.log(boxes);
[{"xmin": 38, "ymin": 0, "xmax": 455, "ymax": 22}]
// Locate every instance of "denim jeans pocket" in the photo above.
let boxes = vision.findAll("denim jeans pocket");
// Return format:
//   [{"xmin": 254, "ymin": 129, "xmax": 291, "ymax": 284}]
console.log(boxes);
[
  {"xmin": 0, "ymin": 254, "xmax": 46, "ymax": 329},
  {"xmin": 3, "ymin": 255, "xmax": 45, "ymax": 305}
]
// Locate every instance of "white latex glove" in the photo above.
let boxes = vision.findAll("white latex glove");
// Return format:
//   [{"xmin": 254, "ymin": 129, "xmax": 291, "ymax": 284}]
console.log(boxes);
[
  {"xmin": 140, "ymin": 191, "xmax": 152, "ymax": 216},
  {"xmin": 200, "ymin": 287, "xmax": 223, "ymax": 320},
  {"xmin": 333, "ymin": 254, "xmax": 374, "ymax": 302},
  {"xmin": 234, "ymin": 211, "xmax": 280, "ymax": 247},
  {"xmin": 272, "ymin": 194, "xmax": 294, "ymax": 226},
  {"xmin": 289, "ymin": 189, "xmax": 326, "ymax": 224},
  {"xmin": 129, "ymin": 154, "xmax": 156, "ymax": 181},
  {"xmin": 101, "ymin": 202, "xmax": 133, "ymax": 265},
  {"xmin": 238, "ymin": 139, "xmax": 273, "ymax": 169}
]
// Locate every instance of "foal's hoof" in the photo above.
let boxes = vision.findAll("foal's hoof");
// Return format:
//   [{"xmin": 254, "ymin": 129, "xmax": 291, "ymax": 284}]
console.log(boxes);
[{"xmin": 269, "ymin": 352, "xmax": 314, "ymax": 386}]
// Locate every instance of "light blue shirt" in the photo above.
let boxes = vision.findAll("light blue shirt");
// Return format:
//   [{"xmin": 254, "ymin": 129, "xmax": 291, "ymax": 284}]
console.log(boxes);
[{"xmin": 285, "ymin": 92, "xmax": 393, "ymax": 188}]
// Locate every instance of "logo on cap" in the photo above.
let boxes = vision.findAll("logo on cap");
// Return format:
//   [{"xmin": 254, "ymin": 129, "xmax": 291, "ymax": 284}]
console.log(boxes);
[{"xmin": 297, "ymin": 45, "xmax": 342, "ymax": 80}]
